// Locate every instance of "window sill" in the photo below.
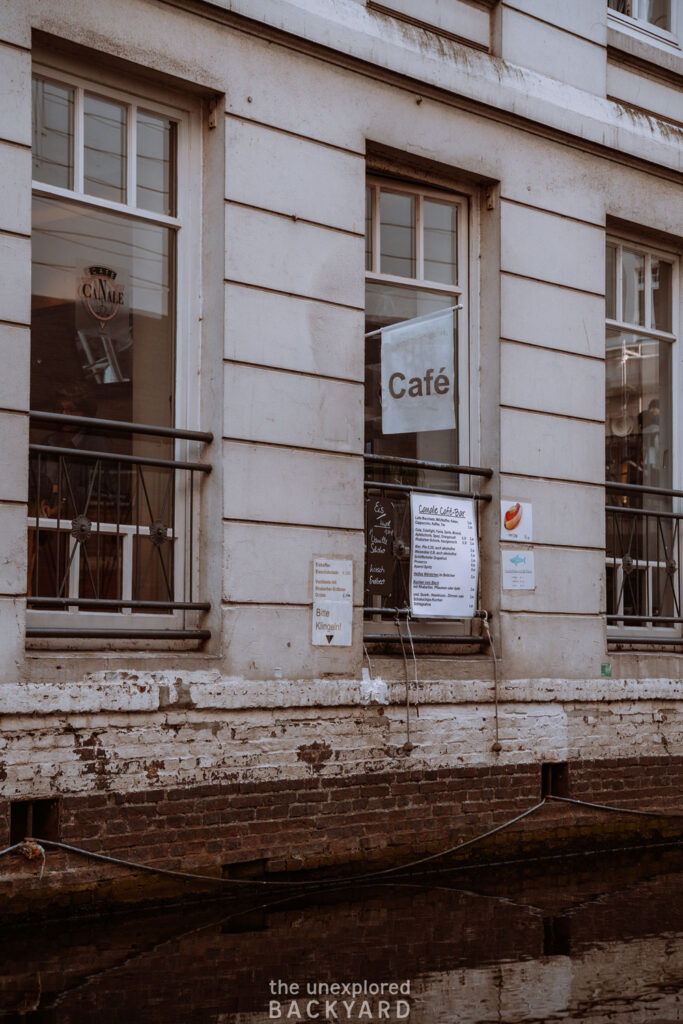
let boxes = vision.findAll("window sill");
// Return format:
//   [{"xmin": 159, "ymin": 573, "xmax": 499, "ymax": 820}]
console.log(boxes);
[{"xmin": 607, "ymin": 16, "xmax": 683, "ymax": 82}]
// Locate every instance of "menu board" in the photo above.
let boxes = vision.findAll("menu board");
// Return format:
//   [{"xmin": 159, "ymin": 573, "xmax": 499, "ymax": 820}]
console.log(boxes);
[
  {"xmin": 409, "ymin": 495, "xmax": 478, "ymax": 618},
  {"xmin": 366, "ymin": 497, "xmax": 394, "ymax": 595}
]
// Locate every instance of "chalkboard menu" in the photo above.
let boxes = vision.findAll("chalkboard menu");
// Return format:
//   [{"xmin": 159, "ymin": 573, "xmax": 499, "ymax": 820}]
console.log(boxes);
[{"xmin": 366, "ymin": 497, "xmax": 394, "ymax": 595}]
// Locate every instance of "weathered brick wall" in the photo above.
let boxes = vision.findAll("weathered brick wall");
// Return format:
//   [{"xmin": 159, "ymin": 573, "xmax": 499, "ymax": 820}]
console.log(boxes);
[
  {"xmin": 2, "ymin": 758, "xmax": 682, "ymax": 917},
  {"xmin": 570, "ymin": 756, "xmax": 683, "ymax": 807},
  {"xmin": 1, "ymin": 676, "xmax": 682, "ymax": 801},
  {"xmin": 1, "ymin": 674, "xmax": 681, "ymax": 915}
]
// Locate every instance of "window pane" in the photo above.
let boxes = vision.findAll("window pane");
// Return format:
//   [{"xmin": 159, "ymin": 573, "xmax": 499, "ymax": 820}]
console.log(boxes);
[
  {"xmin": 605, "ymin": 328, "xmax": 672, "ymax": 491},
  {"xmin": 32, "ymin": 78, "xmax": 74, "ymax": 189},
  {"xmin": 651, "ymin": 258, "xmax": 672, "ymax": 332},
  {"xmin": 365, "ymin": 282, "xmax": 457, "ymax": 483},
  {"xmin": 605, "ymin": 244, "xmax": 617, "ymax": 320},
  {"xmin": 380, "ymin": 192, "xmax": 415, "ymax": 278},
  {"xmin": 30, "ymin": 196, "xmax": 177, "ymax": 605},
  {"xmin": 31, "ymin": 195, "xmax": 175, "ymax": 439},
  {"xmin": 643, "ymin": 0, "xmax": 670, "ymax": 29},
  {"xmin": 608, "ymin": 0, "xmax": 632, "ymax": 12},
  {"xmin": 84, "ymin": 94, "xmax": 127, "ymax": 203},
  {"xmin": 622, "ymin": 250, "xmax": 645, "ymax": 326},
  {"xmin": 137, "ymin": 111, "xmax": 175, "ymax": 216},
  {"xmin": 365, "ymin": 186, "xmax": 372, "ymax": 271},
  {"xmin": 423, "ymin": 199, "xmax": 457, "ymax": 286}
]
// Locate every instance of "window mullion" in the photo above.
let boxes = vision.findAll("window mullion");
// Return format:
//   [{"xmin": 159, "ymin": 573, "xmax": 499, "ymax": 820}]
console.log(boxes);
[
  {"xmin": 416, "ymin": 195, "xmax": 424, "ymax": 280},
  {"xmin": 74, "ymin": 85, "xmax": 84, "ymax": 194},
  {"xmin": 615, "ymin": 244, "xmax": 624, "ymax": 323},
  {"xmin": 645, "ymin": 253, "xmax": 653, "ymax": 329},
  {"xmin": 372, "ymin": 186, "xmax": 380, "ymax": 275}
]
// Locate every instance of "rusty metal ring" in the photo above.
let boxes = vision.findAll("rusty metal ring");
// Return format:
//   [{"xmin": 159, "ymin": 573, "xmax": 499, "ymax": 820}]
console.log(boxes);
[
  {"xmin": 149, "ymin": 519, "xmax": 168, "ymax": 547},
  {"xmin": 70, "ymin": 514, "xmax": 92, "ymax": 543}
]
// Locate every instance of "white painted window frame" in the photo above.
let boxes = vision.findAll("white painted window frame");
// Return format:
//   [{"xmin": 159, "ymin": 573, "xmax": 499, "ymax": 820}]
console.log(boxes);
[
  {"xmin": 606, "ymin": 234, "xmax": 681, "ymax": 640},
  {"xmin": 365, "ymin": 177, "xmax": 475, "ymax": 466},
  {"xmin": 608, "ymin": 0, "xmax": 681, "ymax": 48},
  {"xmin": 28, "ymin": 59, "xmax": 204, "ymax": 638},
  {"xmin": 363, "ymin": 176, "xmax": 483, "ymax": 638}
]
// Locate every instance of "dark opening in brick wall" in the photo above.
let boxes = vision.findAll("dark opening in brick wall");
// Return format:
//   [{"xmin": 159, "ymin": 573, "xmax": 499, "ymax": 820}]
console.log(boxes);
[
  {"xmin": 542, "ymin": 915, "xmax": 572, "ymax": 956},
  {"xmin": 222, "ymin": 857, "xmax": 268, "ymax": 880},
  {"xmin": 10, "ymin": 799, "xmax": 60, "ymax": 845},
  {"xmin": 541, "ymin": 762, "xmax": 569, "ymax": 799}
]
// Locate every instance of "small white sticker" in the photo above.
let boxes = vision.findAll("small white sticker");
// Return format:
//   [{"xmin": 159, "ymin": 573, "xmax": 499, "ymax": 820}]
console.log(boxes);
[
  {"xmin": 312, "ymin": 558, "xmax": 353, "ymax": 646},
  {"xmin": 502, "ymin": 550, "xmax": 535, "ymax": 590},
  {"xmin": 500, "ymin": 500, "xmax": 533, "ymax": 542}
]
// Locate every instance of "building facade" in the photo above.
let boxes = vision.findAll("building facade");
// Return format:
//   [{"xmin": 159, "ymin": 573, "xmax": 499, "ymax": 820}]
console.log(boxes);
[{"xmin": 1, "ymin": 0, "xmax": 682, "ymax": 911}]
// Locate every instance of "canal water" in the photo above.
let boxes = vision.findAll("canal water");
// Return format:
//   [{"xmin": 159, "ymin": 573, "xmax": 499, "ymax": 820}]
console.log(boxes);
[{"xmin": 1, "ymin": 842, "xmax": 682, "ymax": 1023}]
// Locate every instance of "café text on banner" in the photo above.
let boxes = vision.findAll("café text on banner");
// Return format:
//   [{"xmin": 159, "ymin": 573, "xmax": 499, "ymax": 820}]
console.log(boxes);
[{"xmin": 381, "ymin": 308, "xmax": 456, "ymax": 435}]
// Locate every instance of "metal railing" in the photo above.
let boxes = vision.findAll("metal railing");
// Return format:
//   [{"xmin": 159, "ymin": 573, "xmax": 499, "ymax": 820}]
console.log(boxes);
[
  {"xmin": 363, "ymin": 454, "xmax": 492, "ymax": 645},
  {"xmin": 26, "ymin": 411, "xmax": 212, "ymax": 641},
  {"xmin": 606, "ymin": 479, "xmax": 683, "ymax": 645}
]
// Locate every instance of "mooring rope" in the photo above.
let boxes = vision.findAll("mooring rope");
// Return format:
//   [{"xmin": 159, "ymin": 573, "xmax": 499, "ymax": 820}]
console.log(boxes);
[{"xmin": 1, "ymin": 794, "xmax": 681, "ymax": 889}]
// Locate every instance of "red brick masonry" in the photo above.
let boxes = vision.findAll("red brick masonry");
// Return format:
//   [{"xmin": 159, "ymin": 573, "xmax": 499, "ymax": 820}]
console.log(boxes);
[{"xmin": 1, "ymin": 756, "xmax": 682, "ymax": 918}]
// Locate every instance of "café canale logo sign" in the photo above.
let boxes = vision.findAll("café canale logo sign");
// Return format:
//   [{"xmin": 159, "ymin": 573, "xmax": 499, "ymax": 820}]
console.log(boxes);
[
  {"xmin": 80, "ymin": 265, "xmax": 125, "ymax": 328},
  {"xmin": 380, "ymin": 307, "xmax": 456, "ymax": 435}
]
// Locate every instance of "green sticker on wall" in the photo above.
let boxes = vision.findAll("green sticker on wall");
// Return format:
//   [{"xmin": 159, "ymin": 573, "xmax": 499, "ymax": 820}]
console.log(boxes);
[{"xmin": 601, "ymin": 663, "xmax": 612, "ymax": 677}]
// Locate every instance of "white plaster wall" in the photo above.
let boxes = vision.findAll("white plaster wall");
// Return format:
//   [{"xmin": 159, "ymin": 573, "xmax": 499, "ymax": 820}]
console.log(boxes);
[
  {"xmin": 224, "ymin": 284, "xmax": 364, "ymax": 381},
  {"xmin": 375, "ymin": 0, "xmax": 490, "ymax": 50},
  {"xmin": 223, "ymin": 522, "xmax": 365, "ymax": 605},
  {"xmin": 607, "ymin": 60, "xmax": 683, "ymax": 125},
  {"xmin": 0, "ymin": 20, "xmax": 30, "ymax": 685},
  {"xmin": 223, "ymin": 365, "xmax": 363, "ymax": 453},
  {"xmin": 0, "ymin": 0, "xmax": 680, "ymax": 792},
  {"xmin": 496, "ymin": 3, "xmax": 606, "ymax": 94}
]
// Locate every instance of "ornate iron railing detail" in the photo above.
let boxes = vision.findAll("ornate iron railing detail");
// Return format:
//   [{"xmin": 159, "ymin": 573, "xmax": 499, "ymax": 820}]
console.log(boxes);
[
  {"xmin": 26, "ymin": 411, "xmax": 212, "ymax": 641},
  {"xmin": 606, "ymin": 480, "xmax": 683, "ymax": 645},
  {"xmin": 363, "ymin": 454, "xmax": 492, "ymax": 645}
]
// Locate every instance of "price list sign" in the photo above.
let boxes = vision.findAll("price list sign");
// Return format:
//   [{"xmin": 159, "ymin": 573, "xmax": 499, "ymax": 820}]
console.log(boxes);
[
  {"xmin": 409, "ymin": 495, "xmax": 478, "ymax": 618},
  {"xmin": 312, "ymin": 558, "xmax": 353, "ymax": 646}
]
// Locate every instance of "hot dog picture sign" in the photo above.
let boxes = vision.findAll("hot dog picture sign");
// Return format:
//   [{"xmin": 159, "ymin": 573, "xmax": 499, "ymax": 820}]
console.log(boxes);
[{"xmin": 500, "ymin": 500, "xmax": 533, "ymax": 542}]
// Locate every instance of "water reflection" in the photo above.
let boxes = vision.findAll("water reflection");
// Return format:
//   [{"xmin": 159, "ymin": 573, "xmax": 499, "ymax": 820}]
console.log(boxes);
[{"xmin": 1, "ymin": 844, "xmax": 682, "ymax": 1023}]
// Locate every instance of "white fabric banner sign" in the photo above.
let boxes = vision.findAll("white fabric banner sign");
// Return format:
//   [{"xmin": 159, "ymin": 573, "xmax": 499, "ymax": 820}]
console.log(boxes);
[{"xmin": 381, "ymin": 308, "xmax": 456, "ymax": 435}]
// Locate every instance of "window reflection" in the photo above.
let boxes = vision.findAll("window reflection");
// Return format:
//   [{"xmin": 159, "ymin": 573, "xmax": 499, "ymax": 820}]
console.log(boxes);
[
  {"xmin": 365, "ymin": 187, "xmax": 373, "ymax": 272},
  {"xmin": 651, "ymin": 258, "xmax": 672, "ymax": 333},
  {"xmin": 84, "ymin": 94, "xmax": 127, "ymax": 203},
  {"xmin": 365, "ymin": 282, "xmax": 457, "ymax": 489},
  {"xmin": 645, "ymin": 0, "xmax": 671, "ymax": 29},
  {"xmin": 31, "ymin": 196, "xmax": 175, "ymax": 450},
  {"xmin": 380, "ymin": 192, "xmax": 415, "ymax": 278},
  {"xmin": 32, "ymin": 79, "xmax": 74, "ymax": 190},
  {"xmin": 622, "ymin": 250, "xmax": 645, "ymax": 326},
  {"xmin": 424, "ymin": 200, "xmax": 457, "ymax": 286},
  {"xmin": 137, "ymin": 112, "xmax": 176, "ymax": 216},
  {"xmin": 608, "ymin": 0, "xmax": 671, "ymax": 29},
  {"xmin": 605, "ymin": 244, "xmax": 617, "ymax": 321},
  {"xmin": 605, "ymin": 329, "xmax": 671, "ymax": 491}
]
